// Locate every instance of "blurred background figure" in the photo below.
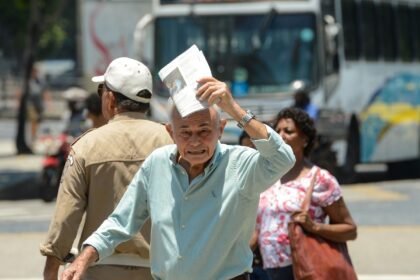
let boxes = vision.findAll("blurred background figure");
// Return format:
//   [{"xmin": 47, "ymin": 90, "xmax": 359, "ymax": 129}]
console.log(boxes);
[
  {"xmin": 27, "ymin": 65, "xmax": 51, "ymax": 145},
  {"xmin": 84, "ymin": 92, "xmax": 107, "ymax": 129},
  {"xmin": 62, "ymin": 87, "xmax": 89, "ymax": 137},
  {"xmin": 239, "ymin": 130, "xmax": 255, "ymax": 149},
  {"xmin": 37, "ymin": 87, "xmax": 88, "ymax": 202},
  {"xmin": 291, "ymin": 80, "xmax": 318, "ymax": 120}
]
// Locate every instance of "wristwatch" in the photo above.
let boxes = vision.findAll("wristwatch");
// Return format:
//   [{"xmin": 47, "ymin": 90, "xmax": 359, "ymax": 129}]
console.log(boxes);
[{"xmin": 237, "ymin": 110, "xmax": 256, "ymax": 129}]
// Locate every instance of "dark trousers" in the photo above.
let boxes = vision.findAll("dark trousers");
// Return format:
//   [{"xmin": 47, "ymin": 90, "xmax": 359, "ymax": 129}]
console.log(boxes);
[
  {"xmin": 265, "ymin": 265, "xmax": 294, "ymax": 280},
  {"xmin": 250, "ymin": 266, "xmax": 270, "ymax": 280},
  {"xmin": 230, "ymin": 273, "xmax": 251, "ymax": 280}
]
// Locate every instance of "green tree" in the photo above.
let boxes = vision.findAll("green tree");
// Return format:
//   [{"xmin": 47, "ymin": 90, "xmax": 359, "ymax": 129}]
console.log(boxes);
[{"xmin": 0, "ymin": 0, "xmax": 72, "ymax": 154}]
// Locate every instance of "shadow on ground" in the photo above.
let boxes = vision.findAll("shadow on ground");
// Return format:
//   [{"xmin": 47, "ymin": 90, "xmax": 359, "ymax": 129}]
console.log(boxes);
[{"xmin": 0, "ymin": 171, "xmax": 41, "ymax": 200}]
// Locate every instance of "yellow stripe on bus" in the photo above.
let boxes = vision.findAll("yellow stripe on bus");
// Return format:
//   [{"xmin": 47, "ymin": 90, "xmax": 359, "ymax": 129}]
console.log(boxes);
[{"xmin": 360, "ymin": 102, "xmax": 420, "ymax": 125}]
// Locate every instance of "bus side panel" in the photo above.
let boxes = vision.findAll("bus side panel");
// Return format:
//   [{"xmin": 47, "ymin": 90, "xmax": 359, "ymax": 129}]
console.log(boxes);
[{"xmin": 360, "ymin": 72, "xmax": 420, "ymax": 163}]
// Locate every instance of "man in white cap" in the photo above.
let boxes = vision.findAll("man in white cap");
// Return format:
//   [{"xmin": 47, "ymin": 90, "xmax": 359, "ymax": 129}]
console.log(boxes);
[{"xmin": 40, "ymin": 57, "xmax": 173, "ymax": 280}]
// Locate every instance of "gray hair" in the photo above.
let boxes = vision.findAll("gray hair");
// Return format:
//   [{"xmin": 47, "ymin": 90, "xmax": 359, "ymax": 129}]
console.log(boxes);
[{"xmin": 169, "ymin": 104, "xmax": 221, "ymax": 126}]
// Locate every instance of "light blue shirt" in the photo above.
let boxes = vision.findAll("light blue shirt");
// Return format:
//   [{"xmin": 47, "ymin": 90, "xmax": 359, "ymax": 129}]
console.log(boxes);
[{"xmin": 84, "ymin": 126, "xmax": 295, "ymax": 280}]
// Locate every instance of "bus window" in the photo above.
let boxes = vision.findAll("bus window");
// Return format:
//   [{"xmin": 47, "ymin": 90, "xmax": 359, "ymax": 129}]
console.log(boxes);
[
  {"xmin": 321, "ymin": 0, "xmax": 335, "ymax": 17},
  {"xmin": 321, "ymin": 0, "xmax": 339, "ymax": 75},
  {"xmin": 154, "ymin": 13, "xmax": 318, "ymax": 97},
  {"xmin": 414, "ymin": 6, "xmax": 420, "ymax": 61},
  {"xmin": 378, "ymin": 2, "xmax": 397, "ymax": 61},
  {"xmin": 341, "ymin": 0, "xmax": 360, "ymax": 60},
  {"xmin": 360, "ymin": 0, "xmax": 379, "ymax": 61},
  {"xmin": 396, "ymin": 4, "xmax": 414, "ymax": 62}
]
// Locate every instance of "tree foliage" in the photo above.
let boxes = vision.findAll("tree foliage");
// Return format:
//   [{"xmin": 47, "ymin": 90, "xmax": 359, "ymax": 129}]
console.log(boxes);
[
  {"xmin": 1, "ymin": 0, "xmax": 73, "ymax": 154},
  {"xmin": 0, "ymin": 0, "xmax": 75, "ymax": 69}
]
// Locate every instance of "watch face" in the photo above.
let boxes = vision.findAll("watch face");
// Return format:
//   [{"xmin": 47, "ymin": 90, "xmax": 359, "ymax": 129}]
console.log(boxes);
[{"xmin": 237, "ymin": 110, "xmax": 255, "ymax": 129}]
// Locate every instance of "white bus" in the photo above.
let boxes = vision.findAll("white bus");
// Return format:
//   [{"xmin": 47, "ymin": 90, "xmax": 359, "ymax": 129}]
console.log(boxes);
[
  {"xmin": 134, "ymin": 0, "xmax": 420, "ymax": 180},
  {"xmin": 336, "ymin": 0, "xmax": 420, "ymax": 178}
]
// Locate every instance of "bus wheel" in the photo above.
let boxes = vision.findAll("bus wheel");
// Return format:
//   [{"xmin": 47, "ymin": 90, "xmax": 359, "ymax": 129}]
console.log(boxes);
[{"xmin": 341, "ymin": 114, "xmax": 360, "ymax": 183}]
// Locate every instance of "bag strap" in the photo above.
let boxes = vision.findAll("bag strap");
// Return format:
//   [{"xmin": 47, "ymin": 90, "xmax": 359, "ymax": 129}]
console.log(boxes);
[{"xmin": 301, "ymin": 167, "xmax": 320, "ymax": 212}]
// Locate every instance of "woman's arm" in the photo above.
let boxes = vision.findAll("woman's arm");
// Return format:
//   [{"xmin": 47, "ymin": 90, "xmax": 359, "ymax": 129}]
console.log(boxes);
[
  {"xmin": 293, "ymin": 197, "xmax": 357, "ymax": 242},
  {"xmin": 249, "ymin": 229, "xmax": 259, "ymax": 251}
]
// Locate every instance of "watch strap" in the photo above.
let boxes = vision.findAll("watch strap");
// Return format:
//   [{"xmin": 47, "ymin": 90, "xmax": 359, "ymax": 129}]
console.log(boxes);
[{"xmin": 237, "ymin": 110, "xmax": 255, "ymax": 129}]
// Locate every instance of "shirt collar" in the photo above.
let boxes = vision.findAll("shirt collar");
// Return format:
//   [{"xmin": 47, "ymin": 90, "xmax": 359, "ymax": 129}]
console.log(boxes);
[{"xmin": 108, "ymin": 112, "xmax": 147, "ymax": 124}]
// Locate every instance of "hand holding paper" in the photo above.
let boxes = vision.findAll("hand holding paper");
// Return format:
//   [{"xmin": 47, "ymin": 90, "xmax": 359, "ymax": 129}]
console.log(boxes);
[{"xmin": 196, "ymin": 76, "xmax": 236, "ymax": 116}]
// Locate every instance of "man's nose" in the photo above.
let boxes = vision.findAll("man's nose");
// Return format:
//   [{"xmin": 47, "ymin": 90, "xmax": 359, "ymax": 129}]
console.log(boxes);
[{"xmin": 189, "ymin": 133, "xmax": 201, "ymax": 145}]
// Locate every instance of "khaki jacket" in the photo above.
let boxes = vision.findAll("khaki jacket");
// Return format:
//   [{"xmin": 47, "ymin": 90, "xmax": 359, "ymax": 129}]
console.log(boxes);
[{"xmin": 40, "ymin": 112, "xmax": 173, "ymax": 264}]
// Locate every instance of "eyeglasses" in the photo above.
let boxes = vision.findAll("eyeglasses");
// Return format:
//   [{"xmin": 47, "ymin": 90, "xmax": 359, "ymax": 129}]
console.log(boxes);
[{"xmin": 97, "ymin": 83, "xmax": 105, "ymax": 97}]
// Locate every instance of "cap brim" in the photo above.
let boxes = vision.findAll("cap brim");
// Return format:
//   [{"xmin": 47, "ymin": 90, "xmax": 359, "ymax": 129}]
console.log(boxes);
[{"xmin": 91, "ymin": 75, "xmax": 105, "ymax": 83}]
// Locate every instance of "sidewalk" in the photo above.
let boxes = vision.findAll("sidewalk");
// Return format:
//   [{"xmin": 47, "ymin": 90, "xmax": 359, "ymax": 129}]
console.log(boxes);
[
  {"xmin": 0, "ymin": 228, "xmax": 419, "ymax": 279},
  {"xmin": 0, "ymin": 88, "xmax": 67, "ymax": 120},
  {"xmin": 1, "ymin": 115, "xmax": 420, "ymax": 278}
]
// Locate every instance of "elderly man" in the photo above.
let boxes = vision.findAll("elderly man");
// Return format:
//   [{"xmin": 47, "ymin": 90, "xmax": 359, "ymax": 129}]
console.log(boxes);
[{"xmin": 62, "ymin": 77, "xmax": 295, "ymax": 280}]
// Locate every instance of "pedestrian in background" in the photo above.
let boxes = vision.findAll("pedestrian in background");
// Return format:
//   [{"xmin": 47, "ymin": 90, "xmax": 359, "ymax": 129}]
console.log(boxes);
[
  {"xmin": 61, "ymin": 76, "xmax": 295, "ymax": 280},
  {"xmin": 84, "ymin": 92, "xmax": 107, "ymax": 129},
  {"xmin": 40, "ymin": 57, "xmax": 173, "ymax": 280},
  {"xmin": 292, "ymin": 81, "xmax": 318, "ymax": 120},
  {"xmin": 62, "ymin": 87, "xmax": 89, "ymax": 137},
  {"xmin": 26, "ymin": 65, "xmax": 50, "ymax": 146},
  {"xmin": 252, "ymin": 107, "xmax": 357, "ymax": 280},
  {"xmin": 239, "ymin": 129, "xmax": 255, "ymax": 149},
  {"xmin": 293, "ymin": 88, "xmax": 318, "ymax": 120}
]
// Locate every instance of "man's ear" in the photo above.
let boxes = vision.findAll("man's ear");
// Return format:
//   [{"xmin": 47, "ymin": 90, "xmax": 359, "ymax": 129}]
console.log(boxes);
[
  {"xmin": 218, "ymin": 119, "xmax": 227, "ymax": 139},
  {"xmin": 165, "ymin": 123, "xmax": 175, "ymax": 141},
  {"xmin": 107, "ymin": 92, "xmax": 117, "ymax": 112}
]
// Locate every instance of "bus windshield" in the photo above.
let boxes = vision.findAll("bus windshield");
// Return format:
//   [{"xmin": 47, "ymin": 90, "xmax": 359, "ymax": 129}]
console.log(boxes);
[{"xmin": 155, "ymin": 12, "xmax": 317, "ymax": 97}]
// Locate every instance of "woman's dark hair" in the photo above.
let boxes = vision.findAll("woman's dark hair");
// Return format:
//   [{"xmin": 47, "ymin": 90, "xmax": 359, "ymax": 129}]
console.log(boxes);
[
  {"xmin": 273, "ymin": 107, "xmax": 317, "ymax": 156},
  {"xmin": 238, "ymin": 130, "xmax": 250, "ymax": 145}
]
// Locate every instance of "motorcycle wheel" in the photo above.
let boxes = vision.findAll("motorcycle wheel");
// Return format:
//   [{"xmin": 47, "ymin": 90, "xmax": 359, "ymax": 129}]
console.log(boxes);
[{"xmin": 40, "ymin": 167, "xmax": 60, "ymax": 202}]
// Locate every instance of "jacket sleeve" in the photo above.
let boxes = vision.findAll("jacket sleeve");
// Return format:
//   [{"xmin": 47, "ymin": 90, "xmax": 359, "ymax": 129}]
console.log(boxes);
[
  {"xmin": 39, "ymin": 149, "xmax": 88, "ymax": 262},
  {"xmin": 237, "ymin": 125, "xmax": 295, "ymax": 198}
]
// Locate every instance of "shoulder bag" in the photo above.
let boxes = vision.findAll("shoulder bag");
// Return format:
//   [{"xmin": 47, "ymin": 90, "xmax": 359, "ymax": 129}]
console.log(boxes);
[{"xmin": 288, "ymin": 168, "xmax": 358, "ymax": 280}]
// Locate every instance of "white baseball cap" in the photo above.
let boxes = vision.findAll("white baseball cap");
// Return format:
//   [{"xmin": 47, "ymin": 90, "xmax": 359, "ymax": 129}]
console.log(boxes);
[{"xmin": 91, "ymin": 57, "xmax": 152, "ymax": 103}]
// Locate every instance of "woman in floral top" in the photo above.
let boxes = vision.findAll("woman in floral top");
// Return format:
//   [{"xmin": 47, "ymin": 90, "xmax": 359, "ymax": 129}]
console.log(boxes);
[{"xmin": 252, "ymin": 108, "xmax": 357, "ymax": 280}]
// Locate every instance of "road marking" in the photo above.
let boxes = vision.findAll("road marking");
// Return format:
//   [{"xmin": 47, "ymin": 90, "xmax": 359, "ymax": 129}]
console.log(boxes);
[
  {"xmin": 3, "ymin": 276, "xmax": 420, "ymax": 280},
  {"xmin": 342, "ymin": 185, "xmax": 407, "ymax": 201},
  {"xmin": 0, "ymin": 208, "xmax": 51, "ymax": 221},
  {"xmin": 359, "ymin": 276, "xmax": 420, "ymax": 280},
  {"xmin": 0, "ymin": 279, "xmax": 43, "ymax": 280},
  {"xmin": 358, "ymin": 225, "xmax": 420, "ymax": 231},
  {"xmin": 0, "ymin": 208, "xmax": 30, "ymax": 217}
]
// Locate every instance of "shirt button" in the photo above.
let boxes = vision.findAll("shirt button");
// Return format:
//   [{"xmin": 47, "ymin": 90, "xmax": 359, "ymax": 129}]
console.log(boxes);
[
  {"xmin": 178, "ymin": 255, "xmax": 183, "ymax": 260},
  {"xmin": 181, "ymin": 225, "xmax": 185, "ymax": 229}
]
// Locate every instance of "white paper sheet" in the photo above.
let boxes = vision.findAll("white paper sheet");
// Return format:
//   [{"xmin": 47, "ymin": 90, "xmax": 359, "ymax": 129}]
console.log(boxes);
[{"xmin": 158, "ymin": 45, "xmax": 212, "ymax": 117}]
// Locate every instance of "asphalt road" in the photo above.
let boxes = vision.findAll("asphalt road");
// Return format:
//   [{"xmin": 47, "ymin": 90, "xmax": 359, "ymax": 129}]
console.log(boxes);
[
  {"xmin": 0, "ymin": 119, "xmax": 419, "ymax": 279},
  {"xmin": 0, "ymin": 180, "xmax": 419, "ymax": 279}
]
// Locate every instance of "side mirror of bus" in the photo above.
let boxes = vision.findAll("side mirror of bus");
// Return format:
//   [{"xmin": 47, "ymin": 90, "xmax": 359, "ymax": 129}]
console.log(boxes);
[{"xmin": 133, "ymin": 14, "xmax": 155, "ymax": 70}]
